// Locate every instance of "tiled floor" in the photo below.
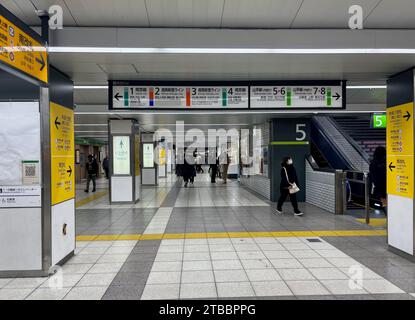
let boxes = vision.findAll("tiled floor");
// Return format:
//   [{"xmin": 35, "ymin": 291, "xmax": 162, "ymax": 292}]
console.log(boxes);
[{"xmin": 1, "ymin": 173, "xmax": 415, "ymax": 300}]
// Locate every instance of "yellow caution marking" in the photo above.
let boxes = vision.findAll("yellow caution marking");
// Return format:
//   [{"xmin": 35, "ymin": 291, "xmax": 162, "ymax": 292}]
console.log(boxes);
[
  {"xmin": 76, "ymin": 229, "xmax": 387, "ymax": 242},
  {"xmin": 355, "ymin": 218, "xmax": 387, "ymax": 227},
  {"xmin": 75, "ymin": 191, "xmax": 108, "ymax": 208}
]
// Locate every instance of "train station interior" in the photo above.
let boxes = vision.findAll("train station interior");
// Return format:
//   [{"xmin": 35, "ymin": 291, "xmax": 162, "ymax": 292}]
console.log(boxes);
[{"xmin": 1, "ymin": 0, "xmax": 415, "ymax": 303}]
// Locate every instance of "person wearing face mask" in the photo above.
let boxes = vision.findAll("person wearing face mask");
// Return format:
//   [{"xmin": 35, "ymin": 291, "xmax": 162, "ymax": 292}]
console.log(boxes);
[{"xmin": 275, "ymin": 156, "xmax": 303, "ymax": 216}]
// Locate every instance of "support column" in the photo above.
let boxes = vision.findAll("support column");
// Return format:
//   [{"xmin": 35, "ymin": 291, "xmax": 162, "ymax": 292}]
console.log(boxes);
[
  {"xmin": 109, "ymin": 119, "xmax": 140, "ymax": 203},
  {"xmin": 142, "ymin": 133, "xmax": 158, "ymax": 186},
  {"xmin": 386, "ymin": 68, "xmax": 415, "ymax": 260},
  {"xmin": 270, "ymin": 118, "xmax": 310, "ymax": 202}
]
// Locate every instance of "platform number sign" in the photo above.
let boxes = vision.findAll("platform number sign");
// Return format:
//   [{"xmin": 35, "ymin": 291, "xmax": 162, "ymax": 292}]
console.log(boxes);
[
  {"xmin": 250, "ymin": 85, "xmax": 343, "ymax": 109},
  {"xmin": 372, "ymin": 114, "xmax": 386, "ymax": 129}
]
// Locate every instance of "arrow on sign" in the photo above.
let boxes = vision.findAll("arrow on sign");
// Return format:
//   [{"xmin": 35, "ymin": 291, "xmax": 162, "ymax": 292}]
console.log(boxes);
[
  {"xmin": 54, "ymin": 116, "xmax": 61, "ymax": 130},
  {"xmin": 114, "ymin": 92, "xmax": 122, "ymax": 101},
  {"xmin": 389, "ymin": 162, "xmax": 396, "ymax": 172},
  {"xmin": 120, "ymin": 140, "xmax": 124, "ymax": 148},
  {"xmin": 35, "ymin": 54, "xmax": 45, "ymax": 71},
  {"xmin": 332, "ymin": 92, "xmax": 341, "ymax": 101},
  {"xmin": 404, "ymin": 111, "xmax": 411, "ymax": 121},
  {"xmin": 67, "ymin": 165, "xmax": 72, "ymax": 177}
]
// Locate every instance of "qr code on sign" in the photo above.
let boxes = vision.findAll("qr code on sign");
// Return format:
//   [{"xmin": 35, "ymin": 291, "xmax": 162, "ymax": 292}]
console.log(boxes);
[{"xmin": 25, "ymin": 165, "xmax": 36, "ymax": 177}]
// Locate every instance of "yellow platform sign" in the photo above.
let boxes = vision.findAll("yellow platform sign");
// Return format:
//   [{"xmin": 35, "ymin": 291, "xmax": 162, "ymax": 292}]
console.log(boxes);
[
  {"xmin": 387, "ymin": 102, "xmax": 414, "ymax": 198},
  {"xmin": 0, "ymin": 13, "xmax": 48, "ymax": 83},
  {"xmin": 50, "ymin": 102, "xmax": 75, "ymax": 205}
]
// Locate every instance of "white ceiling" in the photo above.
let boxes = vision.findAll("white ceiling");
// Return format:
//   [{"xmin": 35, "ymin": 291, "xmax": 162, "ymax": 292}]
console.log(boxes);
[
  {"xmin": 1, "ymin": 0, "xmax": 399, "ymax": 140},
  {"xmin": 2, "ymin": 0, "xmax": 415, "ymax": 29}
]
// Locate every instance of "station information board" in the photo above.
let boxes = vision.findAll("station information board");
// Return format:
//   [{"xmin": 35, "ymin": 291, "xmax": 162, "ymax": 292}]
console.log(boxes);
[
  {"xmin": 387, "ymin": 102, "xmax": 414, "ymax": 198},
  {"xmin": 113, "ymin": 136, "xmax": 130, "ymax": 175},
  {"xmin": 0, "ymin": 11, "xmax": 48, "ymax": 83},
  {"xmin": 50, "ymin": 102, "xmax": 75, "ymax": 205},
  {"xmin": 110, "ymin": 81, "xmax": 344, "ymax": 110},
  {"xmin": 112, "ymin": 86, "xmax": 249, "ymax": 109},
  {"xmin": 250, "ymin": 85, "xmax": 343, "ymax": 108}
]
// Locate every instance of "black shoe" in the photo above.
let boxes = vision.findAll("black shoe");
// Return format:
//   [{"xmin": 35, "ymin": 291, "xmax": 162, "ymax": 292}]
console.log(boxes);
[
  {"xmin": 92, "ymin": 189, "xmax": 96, "ymax": 193},
  {"xmin": 84, "ymin": 190, "xmax": 89, "ymax": 193},
  {"xmin": 275, "ymin": 208, "xmax": 283, "ymax": 214},
  {"xmin": 294, "ymin": 211, "xmax": 304, "ymax": 216}
]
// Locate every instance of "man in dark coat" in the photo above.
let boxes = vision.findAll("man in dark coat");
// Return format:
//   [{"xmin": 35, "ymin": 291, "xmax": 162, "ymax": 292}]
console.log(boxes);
[{"xmin": 84, "ymin": 155, "xmax": 99, "ymax": 192}]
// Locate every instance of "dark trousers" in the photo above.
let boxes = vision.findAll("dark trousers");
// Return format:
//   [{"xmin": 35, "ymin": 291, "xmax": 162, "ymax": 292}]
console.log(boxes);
[
  {"xmin": 277, "ymin": 188, "xmax": 299, "ymax": 212},
  {"xmin": 104, "ymin": 168, "xmax": 109, "ymax": 179},
  {"xmin": 210, "ymin": 166, "xmax": 218, "ymax": 182},
  {"xmin": 86, "ymin": 174, "xmax": 96, "ymax": 191}
]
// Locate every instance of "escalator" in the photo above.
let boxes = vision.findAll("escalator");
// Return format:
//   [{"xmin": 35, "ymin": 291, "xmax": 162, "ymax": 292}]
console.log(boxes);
[
  {"xmin": 310, "ymin": 116, "xmax": 372, "ymax": 213},
  {"xmin": 310, "ymin": 116, "xmax": 370, "ymax": 171}
]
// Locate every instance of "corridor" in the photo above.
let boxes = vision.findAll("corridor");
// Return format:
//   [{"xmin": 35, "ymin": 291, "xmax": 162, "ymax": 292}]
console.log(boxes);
[{"xmin": 1, "ymin": 173, "xmax": 414, "ymax": 300}]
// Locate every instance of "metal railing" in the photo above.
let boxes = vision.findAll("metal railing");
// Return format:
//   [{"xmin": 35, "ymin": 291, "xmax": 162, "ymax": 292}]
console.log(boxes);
[{"xmin": 343, "ymin": 170, "xmax": 370, "ymax": 224}]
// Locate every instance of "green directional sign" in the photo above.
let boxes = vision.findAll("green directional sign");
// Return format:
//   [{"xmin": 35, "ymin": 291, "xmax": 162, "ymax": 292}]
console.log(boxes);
[{"xmin": 372, "ymin": 113, "xmax": 387, "ymax": 128}]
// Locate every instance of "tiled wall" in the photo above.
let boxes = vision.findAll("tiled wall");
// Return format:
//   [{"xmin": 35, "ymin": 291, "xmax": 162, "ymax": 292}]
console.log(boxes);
[
  {"xmin": 240, "ymin": 175, "xmax": 271, "ymax": 200},
  {"xmin": 305, "ymin": 161, "xmax": 336, "ymax": 213}
]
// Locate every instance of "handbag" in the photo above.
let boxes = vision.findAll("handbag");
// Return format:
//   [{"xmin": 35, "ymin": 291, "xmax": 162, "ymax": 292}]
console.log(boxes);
[{"xmin": 283, "ymin": 167, "xmax": 300, "ymax": 194}]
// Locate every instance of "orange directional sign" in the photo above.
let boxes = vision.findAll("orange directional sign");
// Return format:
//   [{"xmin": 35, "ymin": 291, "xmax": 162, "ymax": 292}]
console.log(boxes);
[{"xmin": 0, "ymin": 13, "xmax": 48, "ymax": 83}]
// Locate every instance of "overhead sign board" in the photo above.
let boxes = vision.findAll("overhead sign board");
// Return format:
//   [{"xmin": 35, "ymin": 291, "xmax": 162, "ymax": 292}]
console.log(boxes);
[
  {"xmin": 112, "ymin": 86, "xmax": 249, "ymax": 109},
  {"xmin": 110, "ymin": 81, "xmax": 344, "ymax": 110},
  {"xmin": 250, "ymin": 85, "xmax": 343, "ymax": 108},
  {"xmin": 387, "ymin": 102, "xmax": 414, "ymax": 198},
  {"xmin": 50, "ymin": 102, "xmax": 75, "ymax": 205},
  {"xmin": 0, "ymin": 11, "xmax": 48, "ymax": 83}
]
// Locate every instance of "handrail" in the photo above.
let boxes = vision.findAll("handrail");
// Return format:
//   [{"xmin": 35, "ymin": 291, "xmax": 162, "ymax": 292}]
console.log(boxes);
[{"xmin": 344, "ymin": 169, "xmax": 370, "ymax": 224}]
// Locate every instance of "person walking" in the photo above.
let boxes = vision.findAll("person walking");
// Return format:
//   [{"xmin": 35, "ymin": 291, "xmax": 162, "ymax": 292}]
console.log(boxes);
[
  {"xmin": 84, "ymin": 155, "xmax": 99, "ymax": 193},
  {"xmin": 220, "ymin": 150, "xmax": 231, "ymax": 184},
  {"xmin": 182, "ymin": 149, "xmax": 195, "ymax": 187},
  {"xmin": 196, "ymin": 153, "xmax": 204, "ymax": 173},
  {"xmin": 102, "ymin": 156, "xmax": 109, "ymax": 179},
  {"xmin": 275, "ymin": 156, "xmax": 303, "ymax": 216},
  {"xmin": 369, "ymin": 146, "xmax": 387, "ymax": 215},
  {"xmin": 209, "ymin": 152, "xmax": 219, "ymax": 183}
]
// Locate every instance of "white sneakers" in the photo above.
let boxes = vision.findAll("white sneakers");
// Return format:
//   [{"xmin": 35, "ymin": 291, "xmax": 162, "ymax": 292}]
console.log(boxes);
[{"xmin": 275, "ymin": 208, "xmax": 304, "ymax": 216}]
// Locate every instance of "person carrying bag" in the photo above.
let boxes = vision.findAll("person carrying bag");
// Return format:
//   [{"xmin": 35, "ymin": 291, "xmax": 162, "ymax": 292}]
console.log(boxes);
[{"xmin": 275, "ymin": 156, "xmax": 303, "ymax": 216}]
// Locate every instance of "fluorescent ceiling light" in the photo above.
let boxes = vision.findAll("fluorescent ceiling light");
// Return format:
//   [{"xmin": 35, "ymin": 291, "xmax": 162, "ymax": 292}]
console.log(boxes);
[
  {"xmin": 74, "ymin": 85, "xmax": 108, "ymax": 89},
  {"xmin": 347, "ymin": 85, "xmax": 386, "ymax": 89},
  {"xmin": 74, "ymin": 130, "xmax": 108, "ymax": 133},
  {"xmin": 74, "ymin": 110, "xmax": 385, "ymax": 115},
  {"xmin": 49, "ymin": 47, "xmax": 415, "ymax": 54}
]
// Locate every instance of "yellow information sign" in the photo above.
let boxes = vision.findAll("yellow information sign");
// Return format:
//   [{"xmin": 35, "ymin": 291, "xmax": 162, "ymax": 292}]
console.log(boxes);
[
  {"xmin": 0, "ymin": 13, "xmax": 48, "ymax": 83},
  {"xmin": 387, "ymin": 102, "xmax": 414, "ymax": 198},
  {"xmin": 50, "ymin": 102, "xmax": 75, "ymax": 205}
]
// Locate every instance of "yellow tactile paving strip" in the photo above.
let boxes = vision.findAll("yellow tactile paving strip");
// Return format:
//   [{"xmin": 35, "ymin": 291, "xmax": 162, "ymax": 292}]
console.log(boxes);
[
  {"xmin": 76, "ymin": 229, "xmax": 387, "ymax": 241},
  {"xmin": 75, "ymin": 191, "xmax": 108, "ymax": 208}
]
